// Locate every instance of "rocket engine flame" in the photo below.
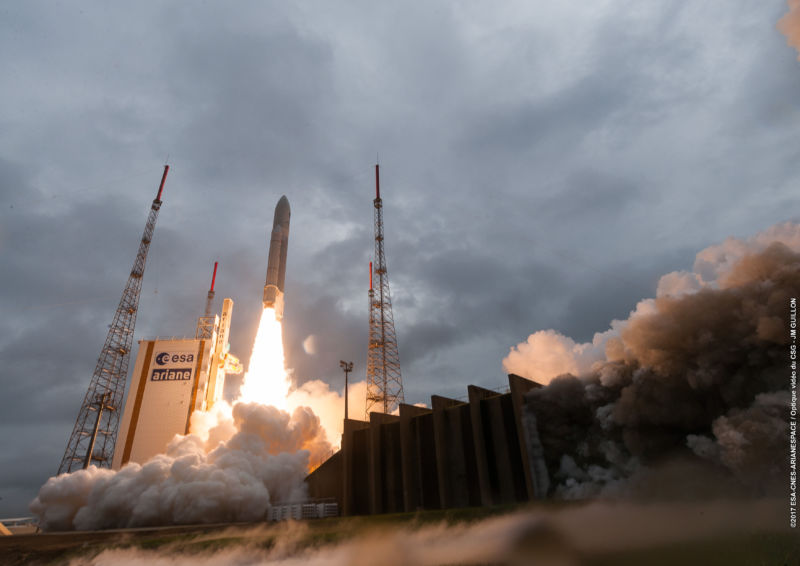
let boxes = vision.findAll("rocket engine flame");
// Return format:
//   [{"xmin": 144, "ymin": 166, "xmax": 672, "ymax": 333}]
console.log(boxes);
[
  {"xmin": 237, "ymin": 305, "xmax": 365, "ymax": 450},
  {"xmin": 238, "ymin": 307, "xmax": 291, "ymax": 411}
]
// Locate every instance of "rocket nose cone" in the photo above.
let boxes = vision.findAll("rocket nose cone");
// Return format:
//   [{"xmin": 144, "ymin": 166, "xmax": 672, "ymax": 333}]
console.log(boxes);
[{"xmin": 274, "ymin": 195, "xmax": 291, "ymax": 227}]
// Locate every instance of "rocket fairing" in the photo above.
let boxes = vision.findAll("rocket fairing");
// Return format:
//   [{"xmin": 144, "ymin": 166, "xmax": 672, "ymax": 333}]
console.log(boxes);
[{"xmin": 263, "ymin": 195, "xmax": 290, "ymax": 319}]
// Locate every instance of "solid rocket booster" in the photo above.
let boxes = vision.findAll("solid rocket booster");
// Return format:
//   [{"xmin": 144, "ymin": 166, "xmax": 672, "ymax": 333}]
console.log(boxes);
[{"xmin": 263, "ymin": 195, "xmax": 290, "ymax": 319}]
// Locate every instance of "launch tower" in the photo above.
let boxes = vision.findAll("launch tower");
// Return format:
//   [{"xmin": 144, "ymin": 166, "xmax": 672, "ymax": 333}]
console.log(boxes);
[
  {"xmin": 365, "ymin": 164, "xmax": 404, "ymax": 415},
  {"xmin": 57, "ymin": 166, "xmax": 169, "ymax": 474}
]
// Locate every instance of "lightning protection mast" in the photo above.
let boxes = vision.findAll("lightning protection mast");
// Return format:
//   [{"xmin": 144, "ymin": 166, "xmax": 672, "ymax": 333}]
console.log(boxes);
[
  {"xmin": 365, "ymin": 164, "xmax": 404, "ymax": 416},
  {"xmin": 57, "ymin": 165, "xmax": 169, "ymax": 474}
]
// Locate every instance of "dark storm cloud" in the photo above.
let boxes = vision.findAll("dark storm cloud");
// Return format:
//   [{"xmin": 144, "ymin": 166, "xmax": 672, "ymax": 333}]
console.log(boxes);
[
  {"xmin": 400, "ymin": 250, "xmax": 563, "ymax": 335},
  {"xmin": 283, "ymin": 288, "xmax": 365, "ymax": 385},
  {"xmin": 163, "ymin": 21, "xmax": 336, "ymax": 188},
  {"xmin": 1, "ymin": 1, "xmax": 798, "ymax": 516},
  {"xmin": 459, "ymin": 73, "xmax": 632, "ymax": 158},
  {"xmin": 558, "ymin": 254, "xmax": 678, "ymax": 344},
  {"xmin": 540, "ymin": 170, "xmax": 643, "ymax": 220}
]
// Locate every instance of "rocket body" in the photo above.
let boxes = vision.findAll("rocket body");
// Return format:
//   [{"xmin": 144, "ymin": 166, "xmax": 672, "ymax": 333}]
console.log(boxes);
[{"xmin": 263, "ymin": 196, "xmax": 290, "ymax": 319}]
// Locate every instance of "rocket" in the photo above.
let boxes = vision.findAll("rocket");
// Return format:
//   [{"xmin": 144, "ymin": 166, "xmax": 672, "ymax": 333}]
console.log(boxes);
[{"xmin": 263, "ymin": 195, "xmax": 290, "ymax": 319}]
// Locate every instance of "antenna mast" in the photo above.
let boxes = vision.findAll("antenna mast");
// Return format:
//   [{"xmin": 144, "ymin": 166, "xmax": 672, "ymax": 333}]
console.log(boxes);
[
  {"xmin": 365, "ymin": 164, "xmax": 404, "ymax": 416},
  {"xmin": 57, "ymin": 165, "xmax": 169, "ymax": 474}
]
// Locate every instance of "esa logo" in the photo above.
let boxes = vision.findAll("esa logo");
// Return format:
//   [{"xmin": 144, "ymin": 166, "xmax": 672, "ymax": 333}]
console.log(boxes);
[{"xmin": 155, "ymin": 352, "xmax": 195, "ymax": 366}]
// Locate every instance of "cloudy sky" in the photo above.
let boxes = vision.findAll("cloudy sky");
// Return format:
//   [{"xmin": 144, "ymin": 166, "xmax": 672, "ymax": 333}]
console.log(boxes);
[{"xmin": 1, "ymin": 1, "xmax": 798, "ymax": 517}]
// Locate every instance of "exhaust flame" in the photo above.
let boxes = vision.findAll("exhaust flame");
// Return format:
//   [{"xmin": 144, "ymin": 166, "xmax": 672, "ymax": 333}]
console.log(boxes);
[
  {"xmin": 238, "ymin": 305, "xmax": 371, "ymax": 449},
  {"xmin": 238, "ymin": 307, "xmax": 291, "ymax": 410}
]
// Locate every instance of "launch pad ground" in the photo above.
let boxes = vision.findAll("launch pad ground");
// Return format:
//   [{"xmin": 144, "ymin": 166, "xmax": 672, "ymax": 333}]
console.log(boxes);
[{"xmin": 1, "ymin": 502, "xmax": 796, "ymax": 565}]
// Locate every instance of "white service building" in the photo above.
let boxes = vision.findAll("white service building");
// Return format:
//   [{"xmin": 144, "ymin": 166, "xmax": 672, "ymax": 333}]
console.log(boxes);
[{"xmin": 112, "ymin": 298, "xmax": 234, "ymax": 469}]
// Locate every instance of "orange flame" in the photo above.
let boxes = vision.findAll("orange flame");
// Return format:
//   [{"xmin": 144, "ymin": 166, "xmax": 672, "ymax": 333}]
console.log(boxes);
[{"xmin": 238, "ymin": 307, "xmax": 291, "ymax": 410}]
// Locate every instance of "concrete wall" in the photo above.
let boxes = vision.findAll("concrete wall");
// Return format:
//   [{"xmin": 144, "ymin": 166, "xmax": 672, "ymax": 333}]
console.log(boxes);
[
  {"xmin": 306, "ymin": 373, "xmax": 545, "ymax": 516},
  {"xmin": 306, "ymin": 451, "xmax": 342, "ymax": 503},
  {"xmin": 433, "ymin": 397, "xmax": 481, "ymax": 508},
  {"xmin": 399, "ymin": 404, "xmax": 438, "ymax": 512},
  {"xmin": 341, "ymin": 418, "xmax": 369, "ymax": 516},
  {"xmin": 369, "ymin": 413, "xmax": 402, "ymax": 514}
]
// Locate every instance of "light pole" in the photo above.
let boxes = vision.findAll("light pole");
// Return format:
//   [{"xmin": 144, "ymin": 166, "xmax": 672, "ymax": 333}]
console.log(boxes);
[{"xmin": 340, "ymin": 360, "xmax": 353, "ymax": 421}]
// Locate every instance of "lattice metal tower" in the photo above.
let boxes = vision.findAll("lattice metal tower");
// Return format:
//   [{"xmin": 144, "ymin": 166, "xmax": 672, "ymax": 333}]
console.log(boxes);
[
  {"xmin": 366, "ymin": 164, "xmax": 404, "ymax": 416},
  {"xmin": 57, "ymin": 165, "xmax": 169, "ymax": 474}
]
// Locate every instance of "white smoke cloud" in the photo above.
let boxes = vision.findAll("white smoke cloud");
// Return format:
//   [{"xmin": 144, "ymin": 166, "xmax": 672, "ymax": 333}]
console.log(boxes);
[
  {"xmin": 31, "ymin": 374, "xmax": 379, "ymax": 530},
  {"xmin": 31, "ymin": 401, "xmax": 329, "ymax": 531},
  {"xmin": 779, "ymin": 0, "xmax": 800, "ymax": 59},
  {"xmin": 502, "ymin": 298, "xmax": 658, "ymax": 385},
  {"xmin": 502, "ymin": 329, "xmax": 608, "ymax": 384},
  {"xmin": 302, "ymin": 334, "xmax": 317, "ymax": 355},
  {"xmin": 287, "ymin": 379, "xmax": 369, "ymax": 450}
]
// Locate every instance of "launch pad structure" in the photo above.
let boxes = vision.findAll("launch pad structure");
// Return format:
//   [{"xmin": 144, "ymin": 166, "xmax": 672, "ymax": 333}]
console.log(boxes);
[
  {"xmin": 55, "ymin": 165, "xmax": 241, "ymax": 473},
  {"xmin": 57, "ymin": 166, "xmax": 169, "ymax": 475},
  {"xmin": 111, "ymin": 263, "xmax": 237, "ymax": 469}
]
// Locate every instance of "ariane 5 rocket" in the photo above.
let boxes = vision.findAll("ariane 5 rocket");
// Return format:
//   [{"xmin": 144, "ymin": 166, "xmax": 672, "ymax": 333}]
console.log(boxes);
[{"xmin": 263, "ymin": 195, "xmax": 290, "ymax": 319}]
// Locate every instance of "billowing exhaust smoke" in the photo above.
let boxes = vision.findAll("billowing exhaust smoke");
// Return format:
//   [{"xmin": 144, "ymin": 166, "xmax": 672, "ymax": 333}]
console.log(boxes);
[
  {"xmin": 31, "ymin": 401, "xmax": 331, "ymax": 531},
  {"xmin": 506, "ymin": 223, "xmax": 797, "ymax": 497}
]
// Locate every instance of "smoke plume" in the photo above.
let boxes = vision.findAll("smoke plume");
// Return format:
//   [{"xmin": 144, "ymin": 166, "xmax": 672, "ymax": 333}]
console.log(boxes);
[
  {"xmin": 287, "ymin": 378, "xmax": 370, "ymax": 450},
  {"xmin": 506, "ymin": 223, "xmax": 797, "ymax": 497},
  {"xmin": 779, "ymin": 0, "xmax": 800, "ymax": 59},
  {"xmin": 31, "ymin": 400, "xmax": 331, "ymax": 531},
  {"xmin": 30, "ymin": 369, "xmax": 377, "ymax": 530},
  {"xmin": 30, "ymin": 372, "xmax": 373, "ymax": 531}
]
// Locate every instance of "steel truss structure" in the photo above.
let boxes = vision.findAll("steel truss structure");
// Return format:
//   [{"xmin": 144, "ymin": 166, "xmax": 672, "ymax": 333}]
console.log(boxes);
[
  {"xmin": 365, "ymin": 164, "xmax": 404, "ymax": 416},
  {"xmin": 57, "ymin": 166, "xmax": 169, "ymax": 474}
]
